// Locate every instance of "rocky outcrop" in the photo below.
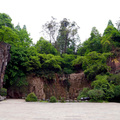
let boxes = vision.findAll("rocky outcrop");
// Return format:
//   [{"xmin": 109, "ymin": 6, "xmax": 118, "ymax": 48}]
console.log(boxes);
[
  {"xmin": 0, "ymin": 42, "xmax": 11, "ymax": 89},
  {"xmin": 107, "ymin": 48, "xmax": 120, "ymax": 74},
  {"xmin": 27, "ymin": 75, "xmax": 45, "ymax": 99},
  {"xmin": 27, "ymin": 72, "xmax": 90, "ymax": 100},
  {"xmin": 0, "ymin": 95, "xmax": 6, "ymax": 101},
  {"xmin": 69, "ymin": 72, "xmax": 90, "ymax": 99}
]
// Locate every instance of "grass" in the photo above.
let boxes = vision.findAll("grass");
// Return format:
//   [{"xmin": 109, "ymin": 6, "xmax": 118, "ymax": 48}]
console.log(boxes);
[{"xmin": 39, "ymin": 100, "xmax": 49, "ymax": 103}]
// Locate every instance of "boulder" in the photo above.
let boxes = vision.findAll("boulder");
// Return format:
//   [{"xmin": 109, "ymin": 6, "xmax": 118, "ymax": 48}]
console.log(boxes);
[{"xmin": 0, "ymin": 95, "xmax": 6, "ymax": 101}]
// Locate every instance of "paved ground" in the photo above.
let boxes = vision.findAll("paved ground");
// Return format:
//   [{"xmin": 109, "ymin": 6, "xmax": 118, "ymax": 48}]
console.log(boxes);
[{"xmin": 0, "ymin": 99, "xmax": 120, "ymax": 120}]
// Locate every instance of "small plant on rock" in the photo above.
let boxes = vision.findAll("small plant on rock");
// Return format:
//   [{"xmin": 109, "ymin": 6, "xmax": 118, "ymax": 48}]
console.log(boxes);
[{"xmin": 25, "ymin": 92, "xmax": 37, "ymax": 102}]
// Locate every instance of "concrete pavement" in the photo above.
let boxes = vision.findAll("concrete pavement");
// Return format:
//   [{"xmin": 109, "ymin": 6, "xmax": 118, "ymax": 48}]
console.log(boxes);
[{"xmin": 0, "ymin": 99, "xmax": 120, "ymax": 120}]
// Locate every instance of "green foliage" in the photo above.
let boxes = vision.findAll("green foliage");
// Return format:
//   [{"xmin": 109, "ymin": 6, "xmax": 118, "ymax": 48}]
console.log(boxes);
[
  {"xmin": 0, "ymin": 88, "xmax": 7, "ymax": 96},
  {"xmin": 101, "ymin": 35, "xmax": 112, "ymax": 52},
  {"xmin": 92, "ymin": 75, "xmax": 109, "ymax": 89},
  {"xmin": 2, "ymin": 13, "xmax": 120, "ymax": 103},
  {"xmin": 4, "ymin": 47, "xmax": 28, "ymax": 88},
  {"xmin": 73, "ymin": 52, "xmax": 111, "ymax": 80},
  {"xmin": 107, "ymin": 20, "xmax": 114, "ymax": 27},
  {"xmin": 0, "ymin": 13, "xmax": 13, "ymax": 28},
  {"xmin": 114, "ymin": 85, "xmax": 120, "ymax": 98},
  {"xmin": 103, "ymin": 23, "xmax": 120, "ymax": 48},
  {"xmin": 25, "ymin": 92, "xmax": 37, "ymax": 102},
  {"xmin": 14, "ymin": 24, "xmax": 33, "ymax": 47},
  {"xmin": 77, "ymin": 27, "xmax": 102, "ymax": 55},
  {"xmin": 0, "ymin": 26, "xmax": 19, "ymax": 44},
  {"xmin": 88, "ymin": 89, "xmax": 104, "ymax": 101},
  {"xmin": 92, "ymin": 75, "xmax": 115, "ymax": 100},
  {"xmin": 77, "ymin": 87, "xmax": 89, "ymax": 100},
  {"xmin": 107, "ymin": 73, "xmax": 120, "ymax": 85},
  {"xmin": 35, "ymin": 37, "xmax": 58, "ymax": 55},
  {"xmin": 50, "ymin": 96, "xmax": 57, "ymax": 103},
  {"xmin": 42, "ymin": 54, "xmax": 62, "ymax": 72},
  {"xmin": 109, "ymin": 85, "xmax": 120, "ymax": 102},
  {"xmin": 84, "ymin": 63, "xmax": 108, "ymax": 80},
  {"xmin": 57, "ymin": 18, "xmax": 80, "ymax": 54},
  {"xmin": 60, "ymin": 54, "xmax": 76, "ymax": 74}
]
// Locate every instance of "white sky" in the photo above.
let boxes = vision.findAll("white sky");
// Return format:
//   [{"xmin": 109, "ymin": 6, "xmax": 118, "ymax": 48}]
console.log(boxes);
[{"xmin": 0, "ymin": 0, "xmax": 120, "ymax": 43}]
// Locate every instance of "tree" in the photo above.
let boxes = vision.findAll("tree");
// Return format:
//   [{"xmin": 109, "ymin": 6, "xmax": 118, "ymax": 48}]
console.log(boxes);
[
  {"xmin": 57, "ymin": 18, "xmax": 80, "ymax": 54},
  {"xmin": 116, "ymin": 19, "xmax": 120, "ymax": 31},
  {"xmin": 102, "ymin": 20, "xmax": 120, "ymax": 49},
  {"xmin": 35, "ymin": 37, "xmax": 58, "ymax": 55},
  {"xmin": 0, "ymin": 13, "xmax": 13, "ymax": 29},
  {"xmin": 73, "ymin": 51, "xmax": 111, "ymax": 80},
  {"xmin": 4, "ymin": 47, "xmax": 28, "ymax": 88},
  {"xmin": 42, "ymin": 17, "xmax": 59, "ymax": 43},
  {"xmin": 107, "ymin": 20, "xmax": 114, "ymax": 27},
  {"xmin": 15, "ymin": 24, "xmax": 33, "ymax": 47},
  {"xmin": 77, "ymin": 27, "xmax": 102, "ymax": 55},
  {"xmin": 0, "ymin": 26, "xmax": 19, "ymax": 45}
]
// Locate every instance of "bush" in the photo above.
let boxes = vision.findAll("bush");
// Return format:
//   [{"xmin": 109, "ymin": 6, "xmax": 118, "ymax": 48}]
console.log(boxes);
[
  {"xmin": 92, "ymin": 75, "xmax": 115, "ymax": 100},
  {"xmin": 107, "ymin": 73, "xmax": 120, "ymax": 85},
  {"xmin": 92, "ymin": 75, "xmax": 109, "ymax": 88},
  {"xmin": 50, "ymin": 96, "xmax": 57, "ymax": 103},
  {"xmin": 77, "ymin": 87, "xmax": 89, "ymax": 100},
  {"xmin": 88, "ymin": 89, "xmax": 104, "ymax": 101},
  {"xmin": 110, "ymin": 85, "xmax": 120, "ymax": 102},
  {"xmin": 114, "ymin": 85, "xmax": 120, "ymax": 97},
  {"xmin": 0, "ymin": 88, "xmax": 7, "ymax": 96},
  {"xmin": 61, "ymin": 97, "xmax": 65, "ymax": 103},
  {"xmin": 25, "ymin": 92, "xmax": 37, "ymax": 102}
]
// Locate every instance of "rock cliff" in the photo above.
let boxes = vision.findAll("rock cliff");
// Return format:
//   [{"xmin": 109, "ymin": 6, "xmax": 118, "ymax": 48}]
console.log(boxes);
[
  {"xmin": 107, "ymin": 48, "xmax": 120, "ymax": 74},
  {"xmin": 27, "ymin": 72, "xmax": 91, "ymax": 100},
  {"xmin": 0, "ymin": 42, "xmax": 11, "ymax": 89}
]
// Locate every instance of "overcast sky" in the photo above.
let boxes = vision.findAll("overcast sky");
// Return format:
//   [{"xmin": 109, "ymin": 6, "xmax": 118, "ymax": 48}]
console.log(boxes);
[{"xmin": 0, "ymin": 0, "xmax": 120, "ymax": 43}]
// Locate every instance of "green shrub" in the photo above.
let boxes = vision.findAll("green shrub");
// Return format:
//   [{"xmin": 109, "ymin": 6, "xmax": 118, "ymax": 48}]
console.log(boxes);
[
  {"xmin": 92, "ymin": 75, "xmax": 110, "ymax": 90},
  {"xmin": 110, "ymin": 85, "xmax": 120, "ymax": 102},
  {"xmin": 77, "ymin": 87, "xmax": 89, "ymax": 100},
  {"xmin": 0, "ymin": 88, "xmax": 7, "ymax": 96},
  {"xmin": 107, "ymin": 73, "xmax": 120, "ymax": 85},
  {"xmin": 25, "ymin": 92, "xmax": 37, "ymax": 102},
  {"xmin": 61, "ymin": 97, "xmax": 65, "ymax": 103},
  {"xmin": 92, "ymin": 75, "xmax": 115, "ymax": 100},
  {"xmin": 88, "ymin": 89, "xmax": 104, "ymax": 101},
  {"xmin": 50, "ymin": 96, "xmax": 57, "ymax": 103},
  {"xmin": 114, "ymin": 85, "xmax": 120, "ymax": 97}
]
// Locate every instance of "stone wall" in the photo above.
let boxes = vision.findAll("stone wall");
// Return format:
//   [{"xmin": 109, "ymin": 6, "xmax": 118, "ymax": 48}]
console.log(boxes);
[{"xmin": 0, "ymin": 42, "xmax": 11, "ymax": 89}]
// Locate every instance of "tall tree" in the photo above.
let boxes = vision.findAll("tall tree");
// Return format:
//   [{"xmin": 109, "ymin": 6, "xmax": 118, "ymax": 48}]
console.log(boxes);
[
  {"xmin": 42, "ymin": 17, "xmax": 59, "ymax": 43},
  {"xmin": 77, "ymin": 27, "xmax": 102, "ymax": 55},
  {"xmin": 15, "ymin": 24, "xmax": 33, "ymax": 47},
  {"xmin": 57, "ymin": 18, "xmax": 80, "ymax": 54},
  {"xmin": 107, "ymin": 20, "xmax": 114, "ymax": 27}
]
